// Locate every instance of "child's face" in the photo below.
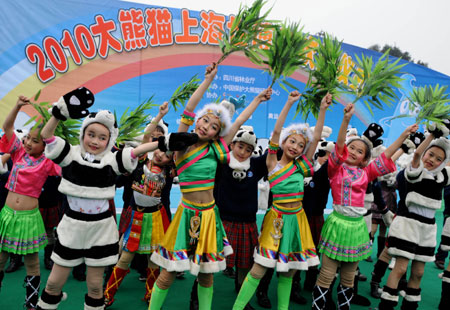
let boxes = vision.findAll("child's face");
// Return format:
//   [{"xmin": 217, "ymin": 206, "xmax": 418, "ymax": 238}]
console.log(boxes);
[
  {"xmin": 195, "ymin": 114, "xmax": 221, "ymax": 141},
  {"xmin": 282, "ymin": 134, "xmax": 306, "ymax": 159},
  {"xmin": 422, "ymin": 146, "xmax": 445, "ymax": 170},
  {"xmin": 151, "ymin": 127, "xmax": 165, "ymax": 140},
  {"xmin": 346, "ymin": 140, "xmax": 368, "ymax": 167},
  {"xmin": 23, "ymin": 129, "xmax": 45, "ymax": 157},
  {"xmin": 83, "ymin": 123, "xmax": 110, "ymax": 155},
  {"xmin": 152, "ymin": 149, "xmax": 173, "ymax": 166},
  {"xmin": 230, "ymin": 141, "xmax": 254, "ymax": 162}
]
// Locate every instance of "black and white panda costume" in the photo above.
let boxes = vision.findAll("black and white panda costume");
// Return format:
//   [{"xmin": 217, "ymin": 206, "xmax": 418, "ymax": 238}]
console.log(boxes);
[
  {"xmin": 387, "ymin": 137, "xmax": 450, "ymax": 262},
  {"xmin": 44, "ymin": 110, "xmax": 137, "ymax": 268}
]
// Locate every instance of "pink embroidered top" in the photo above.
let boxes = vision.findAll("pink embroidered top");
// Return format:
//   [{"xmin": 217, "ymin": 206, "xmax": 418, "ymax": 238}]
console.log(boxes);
[
  {"xmin": 328, "ymin": 144, "xmax": 396, "ymax": 217},
  {"xmin": 0, "ymin": 133, "xmax": 61, "ymax": 199}
]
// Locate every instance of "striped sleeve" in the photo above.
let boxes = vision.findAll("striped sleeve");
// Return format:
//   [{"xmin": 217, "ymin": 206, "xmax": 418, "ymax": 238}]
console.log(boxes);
[
  {"xmin": 404, "ymin": 160, "xmax": 424, "ymax": 184},
  {"xmin": 296, "ymin": 155, "xmax": 314, "ymax": 178},
  {"xmin": 211, "ymin": 137, "xmax": 230, "ymax": 164},
  {"xmin": 0, "ymin": 132, "xmax": 21, "ymax": 155}
]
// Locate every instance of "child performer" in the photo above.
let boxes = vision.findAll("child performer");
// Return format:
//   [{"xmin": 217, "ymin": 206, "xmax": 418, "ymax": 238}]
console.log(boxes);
[
  {"xmin": 36, "ymin": 88, "xmax": 195, "ymax": 310},
  {"xmin": 233, "ymin": 91, "xmax": 332, "ymax": 310},
  {"xmin": 438, "ymin": 178, "xmax": 450, "ymax": 310},
  {"xmin": 149, "ymin": 63, "xmax": 272, "ymax": 310},
  {"xmin": 379, "ymin": 124, "xmax": 450, "ymax": 310},
  {"xmin": 0, "ymin": 96, "xmax": 61, "ymax": 309},
  {"xmin": 313, "ymin": 103, "xmax": 417, "ymax": 310},
  {"xmin": 103, "ymin": 103, "xmax": 174, "ymax": 307}
]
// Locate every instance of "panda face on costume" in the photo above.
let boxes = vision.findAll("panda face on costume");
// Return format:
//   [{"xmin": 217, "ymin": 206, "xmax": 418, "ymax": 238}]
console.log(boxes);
[{"xmin": 232, "ymin": 169, "xmax": 248, "ymax": 180}]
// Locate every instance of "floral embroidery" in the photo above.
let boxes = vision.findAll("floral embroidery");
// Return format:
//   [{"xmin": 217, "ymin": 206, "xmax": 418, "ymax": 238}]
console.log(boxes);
[{"xmin": 342, "ymin": 166, "xmax": 363, "ymax": 206}]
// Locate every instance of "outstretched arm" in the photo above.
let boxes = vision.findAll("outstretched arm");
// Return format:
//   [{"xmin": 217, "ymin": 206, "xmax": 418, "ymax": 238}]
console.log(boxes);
[
  {"xmin": 177, "ymin": 63, "xmax": 218, "ymax": 133},
  {"xmin": 132, "ymin": 141, "xmax": 159, "ymax": 158},
  {"xmin": 305, "ymin": 93, "xmax": 332, "ymax": 160},
  {"xmin": 41, "ymin": 116, "xmax": 60, "ymax": 140},
  {"xmin": 336, "ymin": 103, "xmax": 354, "ymax": 155},
  {"xmin": 223, "ymin": 88, "xmax": 272, "ymax": 145},
  {"xmin": 266, "ymin": 91, "xmax": 301, "ymax": 171},
  {"xmin": 3, "ymin": 96, "xmax": 30, "ymax": 140},
  {"xmin": 143, "ymin": 102, "xmax": 169, "ymax": 143},
  {"xmin": 384, "ymin": 124, "xmax": 418, "ymax": 159}
]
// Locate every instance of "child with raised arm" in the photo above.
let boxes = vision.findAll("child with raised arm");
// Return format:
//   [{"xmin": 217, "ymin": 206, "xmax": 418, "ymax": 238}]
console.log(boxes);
[
  {"xmin": 313, "ymin": 103, "xmax": 417, "ymax": 310},
  {"xmin": 0, "ymin": 96, "xmax": 61, "ymax": 310},
  {"xmin": 149, "ymin": 63, "xmax": 271, "ymax": 310},
  {"xmin": 379, "ymin": 123, "xmax": 450, "ymax": 310},
  {"xmin": 233, "ymin": 91, "xmax": 332, "ymax": 310},
  {"xmin": 35, "ymin": 88, "xmax": 196, "ymax": 310}
]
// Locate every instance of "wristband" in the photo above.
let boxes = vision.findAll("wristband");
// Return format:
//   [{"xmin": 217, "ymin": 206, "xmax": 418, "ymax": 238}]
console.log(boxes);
[
  {"xmin": 181, "ymin": 110, "xmax": 196, "ymax": 126},
  {"xmin": 268, "ymin": 141, "xmax": 279, "ymax": 154}
]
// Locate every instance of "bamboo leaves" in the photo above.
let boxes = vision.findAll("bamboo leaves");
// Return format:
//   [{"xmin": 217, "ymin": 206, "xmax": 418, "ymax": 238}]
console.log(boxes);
[
  {"xmin": 253, "ymin": 21, "xmax": 311, "ymax": 91},
  {"xmin": 23, "ymin": 91, "xmax": 81, "ymax": 144},
  {"xmin": 115, "ymin": 96, "xmax": 157, "ymax": 145},
  {"xmin": 394, "ymin": 84, "xmax": 450, "ymax": 125},
  {"xmin": 347, "ymin": 50, "xmax": 405, "ymax": 115},
  {"xmin": 297, "ymin": 33, "xmax": 345, "ymax": 119},
  {"xmin": 169, "ymin": 74, "xmax": 201, "ymax": 111},
  {"xmin": 216, "ymin": 0, "xmax": 274, "ymax": 64}
]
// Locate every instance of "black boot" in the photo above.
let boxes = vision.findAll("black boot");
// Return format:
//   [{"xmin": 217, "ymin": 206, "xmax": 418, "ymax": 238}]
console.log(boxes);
[
  {"xmin": 304, "ymin": 267, "xmax": 319, "ymax": 291},
  {"xmin": 371, "ymin": 260, "xmax": 389, "ymax": 298},
  {"xmin": 5, "ymin": 253, "xmax": 23, "ymax": 273},
  {"xmin": 400, "ymin": 287, "xmax": 421, "ymax": 310},
  {"xmin": 189, "ymin": 279, "xmax": 199, "ymax": 310},
  {"xmin": 24, "ymin": 275, "xmax": 40, "ymax": 309},
  {"xmin": 377, "ymin": 236, "xmax": 386, "ymax": 259},
  {"xmin": 72, "ymin": 263, "xmax": 86, "ymax": 281},
  {"xmin": 439, "ymin": 270, "xmax": 450, "ymax": 310},
  {"xmin": 312, "ymin": 285, "xmax": 329, "ymax": 310},
  {"xmin": 36, "ymin": 290, "xmax": 66, "ymax": 310},
  {"xmin": 256, "ymin": 268, "xmax": 273, "ymax": 309},
  {"xmin": 44, "ymin": 244, "xmax": 54, "ymax": 270},
  {"xmin": 350, "ymin": 275, "xmax": 370, "ymax": 306},
  {"xmin": 84, "ymin": 293, "xmax": 104, "ymax": 310},
  {"xmin": 291, "ymin": 271, "xmax": 307, "ymax": 304},
  {"xmin": 0, "ymin": 270, "xmax": 4, "ymax": 292},
  {"xmin": 378, "ymin": 285, "xmax": 398, "ymax": 310},
  {"xmin": 337, "ymin": 283, "xmax": 353, "ymax": 310}
]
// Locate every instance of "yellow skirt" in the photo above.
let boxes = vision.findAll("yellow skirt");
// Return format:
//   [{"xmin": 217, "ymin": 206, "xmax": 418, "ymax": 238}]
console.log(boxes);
[
  {"xmin": 254, "ymin": 204, "xmax": 319, "ymax": 272},
  {"xmin": 150, "ymin": 198, "xmax": 233, "ymax": 275}
]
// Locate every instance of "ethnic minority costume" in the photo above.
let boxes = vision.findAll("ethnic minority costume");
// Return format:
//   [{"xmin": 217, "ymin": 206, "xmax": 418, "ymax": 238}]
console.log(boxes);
[
  {"xmin": 104, "ymin": 158, "xmax": 171, "ymax": 305},
  {"xmin": 0, "ymin": 133, "xmax": 61, "ymax": 310},
  {"xmin": 319, "ymin": 144, "xmax": 395, "ymax": 262},
  {"xmin": 255, "ymin": 155, "xmax": 319, "ymax": 272},
  {"xmin": 151, "ymin": 138, "xmax": 233, "ymax": 276},
  {"xmin": 0, "ymin": 133, "xmax": 61, "ymax": 255}
]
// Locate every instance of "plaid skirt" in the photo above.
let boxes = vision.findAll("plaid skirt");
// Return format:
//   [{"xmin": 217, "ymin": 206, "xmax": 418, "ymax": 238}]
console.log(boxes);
[
  {"xmin": 222, "ymin": 220, "xmax": 258, "ymax": 269},
  {"xmin": 306, "ymin": 214, "xmax": 324, "ymax": 247},
  {"xmin": 39, "ymin": 204, "xmax": 60, "ymax": 229}
]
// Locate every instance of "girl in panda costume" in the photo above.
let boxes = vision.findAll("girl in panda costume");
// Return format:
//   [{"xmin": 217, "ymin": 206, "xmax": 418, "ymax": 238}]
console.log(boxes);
[
  {"xmin": 379, "ymin": 122, "xmax": 450, "ymax": 310},
  {"xmin": 36, "ymin": 88, "xmax": 195, "ymax": 310},
  {"xmin": 313, "ymin": 103, "xmax": 417, "ymax": 310},
  {"xmin": 233, "ymin": 91, "xmax": 332, "ymax": 310}
]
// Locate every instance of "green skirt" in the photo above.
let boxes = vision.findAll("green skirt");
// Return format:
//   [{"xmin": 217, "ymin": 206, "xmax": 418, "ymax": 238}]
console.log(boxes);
[
  {"xmin": 318, "ymin": 211, "xmax": 371, "ymax": 262},
  {"xmin": 0, "ymin": 205, "xmax": 48, "ymax": 254}
]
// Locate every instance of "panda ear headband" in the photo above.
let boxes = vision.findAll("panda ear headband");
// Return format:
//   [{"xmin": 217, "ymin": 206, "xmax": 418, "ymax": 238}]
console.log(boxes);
[{"xmin": 232, "ymin": 125, "xmax": 257, "ymax": 149}]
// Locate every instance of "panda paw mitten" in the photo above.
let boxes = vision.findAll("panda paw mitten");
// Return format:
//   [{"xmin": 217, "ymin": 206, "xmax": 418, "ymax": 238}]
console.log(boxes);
[
  {"xmin": 51, "ymin": 87, "xmax": 95, "ymax": 120},
  {"xmin": 158, "ymin": 132, "xmax": 199, "ymax": 152}
]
